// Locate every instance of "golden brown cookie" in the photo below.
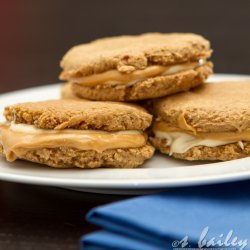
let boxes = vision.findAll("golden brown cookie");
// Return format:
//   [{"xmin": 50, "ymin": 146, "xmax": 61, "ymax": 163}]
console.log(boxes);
[
  {"xmin": 4, "ymin": 99, "xmax": 152, "ymax": 131},
  {"xmin": 153, "ymin": 138, "xmax": 250, "ymax": 161},
  {"xmin": 61, "ymin": 83, "xmax": 82, "ymax": 100},
  {"xmin": 59, "ymin": 33, "xmax": 213, "ymax": 101},
  {"xmin": 17, "ymin": 146, "xmax": 154, "ymax": 169},
  {"xmin": 1, "ymin": 100, "xmax": 154, "ymax": 168},
  {"xmin": 151, "ymin": 81, "xmax": 250, "ymax": 161}
]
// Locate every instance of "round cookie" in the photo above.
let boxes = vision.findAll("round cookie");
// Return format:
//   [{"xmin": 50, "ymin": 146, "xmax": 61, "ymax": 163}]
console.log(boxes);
[
  {"xmin": 60, "ymin": 33, "xmax": 213, "ymax": 101},
  {"xmin": 151, "ymin": 81, "xmax": 250, "ymax": 161},
  {"xmin": 61, "ymin": 83, "xmax": 83, "ymax": 100},
  {"xmin": 71, "ymin": 63, "xmax": 212, "ymax": 101},
  {"xmin": 1, "ymin": 100, "xmax": 154, "ymax": 168},
  {"xmin": 18, "ymin": 146, "xmax": 154, "ymax": 169},
  {"xmin": 153, "ymin": 138, "xmax": 250, "ymax": 161},
  {"xmin": 4, "ymin": 99, "xmax": 152, "ymax": 131}
]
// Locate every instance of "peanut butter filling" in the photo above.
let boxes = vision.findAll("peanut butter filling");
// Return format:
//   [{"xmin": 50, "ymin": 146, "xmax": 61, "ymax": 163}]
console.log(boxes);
[
  {"xmin": 0, "ymin": 123, "xmax": 147, "ymax": 162},
  {"xmin": 152, "ymin": 120, "xmax": 250, "ymax": 154},
  {"xmin": 73, "ymin": 59, "xmax": 206, "ymax": 87},
  {"xmin": 153, "ymin": 121, "xmax": 250, "ymax": 141}
]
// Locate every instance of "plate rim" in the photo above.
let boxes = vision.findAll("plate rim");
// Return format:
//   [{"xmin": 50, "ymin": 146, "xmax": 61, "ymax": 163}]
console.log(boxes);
[{"xmin": 1, "ymin": 73, "xmax": 250, "ymax": 190}]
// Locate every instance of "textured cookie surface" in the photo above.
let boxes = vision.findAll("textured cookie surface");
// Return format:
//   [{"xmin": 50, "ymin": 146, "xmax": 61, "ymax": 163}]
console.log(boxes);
[
  {"xmin": 13, "ymin": 144, "xmax": 155, "ymax": 169},
  {"xmin": 152, "ymin": 138, "xmax": 250, "ymax": 161},
  {"xmin": 4, "ymin": 99, "xmax": 152, "ymax": 131},
  {"xmin": 61, "ymin": 83, "xmax": 83, "ymax": 100},
  {"xmin": 60, "ymin": 33, "xmax": 211, "ymax": 79},
  {"xmin": 153, "ymin": 81, "xmax": 250, "ymax": 133},
  {"xmin": 72, "ymin": 62, "xmax": 212, "ymax": 101}
]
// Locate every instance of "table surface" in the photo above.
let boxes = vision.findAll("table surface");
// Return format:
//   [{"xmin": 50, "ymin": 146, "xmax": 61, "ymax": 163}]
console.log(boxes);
[
  {"xmin": 0, "ymin": 181, "xmax": 129, "ymax": 250},
  {"xmin": 2, "ymin": 2, "xmax": 250, "ymax": 248}
]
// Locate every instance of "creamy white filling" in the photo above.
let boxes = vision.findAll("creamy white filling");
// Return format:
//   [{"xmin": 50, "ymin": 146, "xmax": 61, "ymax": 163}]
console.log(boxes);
[
  {"xmin": 238, "ymin": 141, "xmax": 245, "ymax": 150},
  {"xmin": 9, "ymin": 122, "xmax": 141, "ymax": 135},
  {"xmin": 127, "ymin": 59, "xmax": 207, "ymax": 86},
  {"xmin": 73, "ymin": 59, "xmax": 207, "ymax": 86},
  {"xmin": 154, "ymin": 131, "xmax": 237, "ymax": 155},
  {"xmin": 1, "ymin": 123, "xmax": 147, "ymax": 161},
  {"xmin": 161, "ymin": 59, "xmax": 206, "ymax": 76}
]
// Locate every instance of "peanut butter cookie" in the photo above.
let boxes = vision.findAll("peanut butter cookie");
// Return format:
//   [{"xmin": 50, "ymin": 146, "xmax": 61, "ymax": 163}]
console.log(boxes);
[
  {"xmin": 1, "ymin": 100, "xmax": 154, "ymax": 168},
  {"xmin": 60, "ymin": 33, "xmax": 213, "ymax": 101},
  {"xmin": 151, "ymin": 81, "xmax": 250, "ymax": 161}
]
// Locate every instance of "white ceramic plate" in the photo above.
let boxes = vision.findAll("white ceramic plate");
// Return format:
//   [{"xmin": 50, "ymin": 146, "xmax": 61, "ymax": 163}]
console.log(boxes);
[{"xmin": 1, "ymin": 74, "xmax": 250, "ymax": 194}]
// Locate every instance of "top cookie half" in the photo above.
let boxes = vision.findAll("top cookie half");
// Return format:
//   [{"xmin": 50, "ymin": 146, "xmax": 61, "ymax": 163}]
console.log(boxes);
[
  {"xmin": 4, "ymin": 99, "xmax": 152, "ymax": 131},
  {"xmin": 59, "ymin": 33, "xmax": 213, "ymax": 101},
  {"xmin": 153, "ymin": 81, "xmax": 250, "ymax": 133}
]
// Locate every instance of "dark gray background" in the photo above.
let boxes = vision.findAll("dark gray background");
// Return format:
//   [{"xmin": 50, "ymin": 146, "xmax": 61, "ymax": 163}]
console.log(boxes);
[
  {"xmin": 0, "ymin": 2, "xmax": 250, "ymax": 249},
  {"xmin": 1, "ymin": 0, "xmax": 250, "ymax": 93}
]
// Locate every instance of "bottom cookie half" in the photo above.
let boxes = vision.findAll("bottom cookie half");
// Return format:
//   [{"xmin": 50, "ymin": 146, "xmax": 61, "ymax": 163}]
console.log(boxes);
[
  {"xmin": 72, "ymin": 63, "xmax": 212, "ymax": 101},
  {"xmin": 1, "ymin": 144, "xmax": 154, "ymax": 169},
  {"xmin": 152, "ymin": 138, "xmax": 250, "ymax": 161}
]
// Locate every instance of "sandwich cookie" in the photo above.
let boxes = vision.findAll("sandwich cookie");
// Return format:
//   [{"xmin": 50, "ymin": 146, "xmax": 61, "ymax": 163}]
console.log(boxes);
[
  {"xmin": 60, "ymin": 33, "xmax": 213, "ymax": 101},
  {"xmin": 0, "ymin": 100, "xmax": 154, "ymax": 168},
  {"xmin": 151, "ymin": 81, "xmax": 250, "ymax": 161},
  {"xmin": 61, "ymin": 82, "xmax": 83, "ymax": 100}
]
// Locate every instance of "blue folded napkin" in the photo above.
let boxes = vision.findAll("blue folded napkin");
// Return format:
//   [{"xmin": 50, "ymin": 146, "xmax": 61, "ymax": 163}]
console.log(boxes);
[
  {"xmin": 82, "ymin": 231, "xmax": 166, "ymax": 250},
  {"xmin": 81, "ymin": 181, "xmax": 250, "ymax": 250}
]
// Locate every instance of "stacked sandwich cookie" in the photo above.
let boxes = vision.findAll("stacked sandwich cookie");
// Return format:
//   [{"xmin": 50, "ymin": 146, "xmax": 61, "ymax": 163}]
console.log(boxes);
[
  {"xmin": 151, "ymin": 82, "xmax": 250, "ymax": 161},
  {"xmin": 60, "ymin": 33, "xmax": 213, "ymax": 101},
  {"xmin": 5, "ymin": 32, "xmax": 248, "ymax": 168},
  {"xmin": 61, "ymin": 83, "xmax": 82, "ymax": 100},
  {"xmin": 0, "ymin": 100, "xmax": 154, "ymax": 168}
]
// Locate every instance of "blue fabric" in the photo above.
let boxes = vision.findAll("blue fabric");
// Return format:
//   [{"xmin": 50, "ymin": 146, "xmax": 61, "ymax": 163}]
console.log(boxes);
[
  {"xmin": 81, "ymin": 231, "xmax": 166, "ymax": 250},
  {"xmin": 82, "ymin": 181, "xmax": 250, "ymax": 250}
]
